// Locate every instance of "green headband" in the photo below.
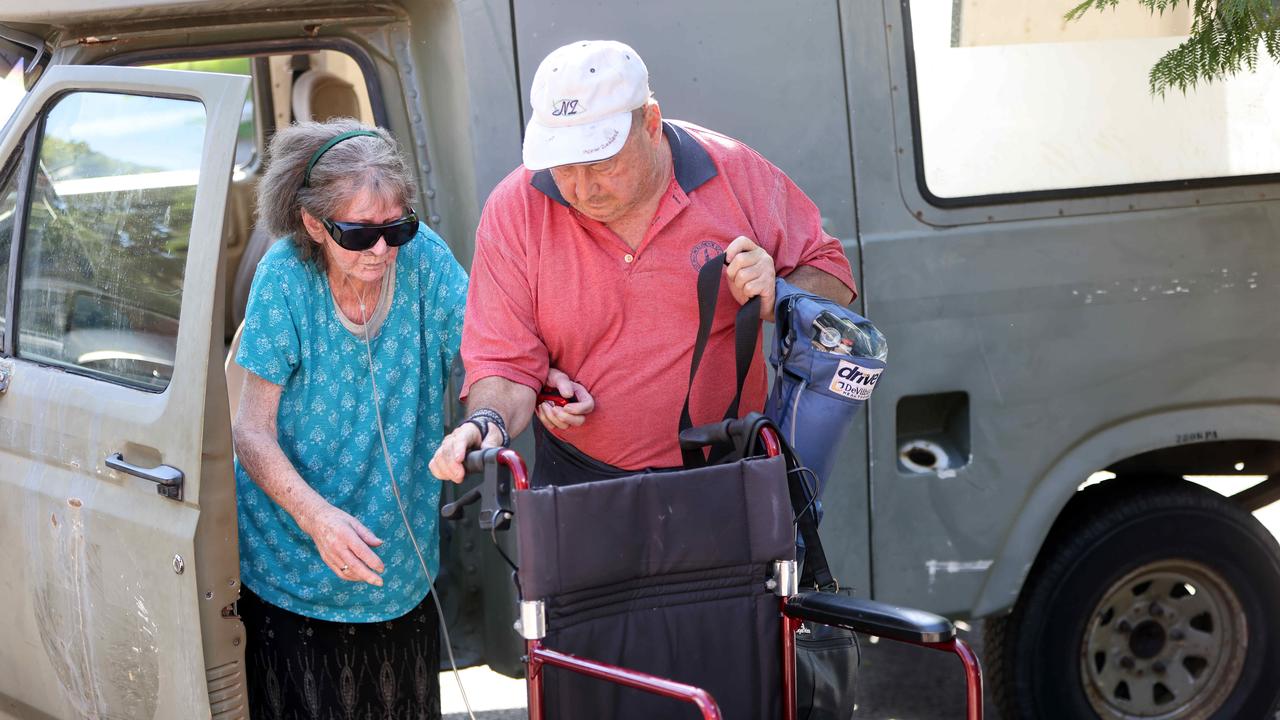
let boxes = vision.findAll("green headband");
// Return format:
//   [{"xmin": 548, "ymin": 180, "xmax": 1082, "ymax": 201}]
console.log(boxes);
[{"xmin": 302, "ymin": 130, "xmax": 381, "ymax": 188}]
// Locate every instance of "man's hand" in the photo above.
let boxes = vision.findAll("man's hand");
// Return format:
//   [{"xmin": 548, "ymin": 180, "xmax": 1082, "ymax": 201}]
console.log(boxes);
[
  {"xmin": 536, "ymin": 367, "xmax": 596, "ymax": 431},
  {"xmin": 429, "ymin": 421, "xmax": 505, "ymax": 484},
  {"xmin": 725, "ymin": 235, "xmax": 776, "ymax": 321}
]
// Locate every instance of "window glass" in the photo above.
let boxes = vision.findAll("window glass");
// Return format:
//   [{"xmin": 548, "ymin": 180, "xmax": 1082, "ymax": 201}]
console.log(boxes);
[
  {"xmin": 908, "ymin": 0, "xmax": 1280, "ymax": 199},
  {"xmin": 18, "ymin": 92, "xmax": 205, "ymax": 390},
  {"xmin": 150, "ymin": 58, "xmax": 255, "ymax": 168}
]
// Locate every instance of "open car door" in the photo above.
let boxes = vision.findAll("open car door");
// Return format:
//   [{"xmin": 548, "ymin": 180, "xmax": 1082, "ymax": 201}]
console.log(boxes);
[{"xmin": 0, "ymin": 64, "xmax": 247, "ymax": 718}]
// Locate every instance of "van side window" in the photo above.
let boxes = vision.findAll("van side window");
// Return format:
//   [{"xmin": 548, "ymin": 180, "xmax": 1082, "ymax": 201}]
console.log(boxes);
[
  {"xmin": 906, "ymin": 1, "xmax": 1280, "ymax": 199},
  {"xmin": 16, "ymin": 91, "xmax": 205, "ymax": 391}
]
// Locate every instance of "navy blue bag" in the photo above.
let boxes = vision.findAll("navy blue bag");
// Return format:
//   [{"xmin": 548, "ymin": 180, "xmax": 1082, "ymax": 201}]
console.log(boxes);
[
  {"xmin": 765, "ymin": 278, "xmax": 887, "ymax": 511},
  {"xmin": 676, "ymin": 260, "xmax": 880, "ymax": 719},
  {"xmin": 764, "ymin": 278, "xmax": 885, "ymax": 720}
]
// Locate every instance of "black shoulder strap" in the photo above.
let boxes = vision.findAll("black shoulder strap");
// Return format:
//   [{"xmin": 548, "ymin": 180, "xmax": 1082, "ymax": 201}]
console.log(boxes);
[
  {"xmin": 679, "ymin": 253, "xmax": 760, "ymax": 468},
  {"xmin": 737, "ymin": 414, "xmax": 835, "ymax": 590},
  {"xmin": 788, "ymin": 466, "xmax": 839, "ymax": 589},
  {"xmin": 784, "ymin": 442, "xmax": 837, "ymax": 590}
]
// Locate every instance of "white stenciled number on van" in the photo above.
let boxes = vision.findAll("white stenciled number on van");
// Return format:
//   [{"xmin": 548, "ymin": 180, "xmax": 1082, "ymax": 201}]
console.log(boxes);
[{"xmin": 829, "ymin": 360, "xmax": 882, "ymax": 401}]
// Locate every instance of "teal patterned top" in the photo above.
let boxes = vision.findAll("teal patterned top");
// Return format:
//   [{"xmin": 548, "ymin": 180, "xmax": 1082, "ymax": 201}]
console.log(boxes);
[{"xmin": 234, "ymin": 225, "xmax": 467, "ymax": 622}]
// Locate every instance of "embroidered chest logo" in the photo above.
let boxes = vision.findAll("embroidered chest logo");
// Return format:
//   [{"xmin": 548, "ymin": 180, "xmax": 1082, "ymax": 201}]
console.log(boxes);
[
  {"xmin": 689, "ymin": 240, "xmax": 723, "ymax": 271},
  {"xmin": 551, "ymin": 99, "xmax": 583, "ymax": 117}
]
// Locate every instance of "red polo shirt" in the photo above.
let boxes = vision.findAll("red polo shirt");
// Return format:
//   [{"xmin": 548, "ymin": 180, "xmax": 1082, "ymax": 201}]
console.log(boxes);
[{"xmin": 462, "ymin": 121, "xmax": 856, "ymax": 470}]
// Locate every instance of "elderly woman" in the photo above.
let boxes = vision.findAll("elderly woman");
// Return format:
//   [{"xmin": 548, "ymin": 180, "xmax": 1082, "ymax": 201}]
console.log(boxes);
[{"xmin": 232, "ymin": 119, "xmax": 466, "ymax": 719}]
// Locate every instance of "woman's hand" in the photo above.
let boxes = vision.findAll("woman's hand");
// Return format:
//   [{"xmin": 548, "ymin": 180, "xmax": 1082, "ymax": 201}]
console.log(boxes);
[
  {"xmin": 536, "ymin": 367, "xmax": 596, "ymax": 431},
  {"xmin": 300, "ymin": 503, "xmax": 386, "ymax": 586},
  {"xmin": 235, "ymin": 373, "xmax": 385, "ymax": 585}
]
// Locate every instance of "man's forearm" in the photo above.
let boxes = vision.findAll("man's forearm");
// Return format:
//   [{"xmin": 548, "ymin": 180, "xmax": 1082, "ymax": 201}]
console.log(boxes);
[
  {"xmin": 465, "ymin": 375, "xmax": 538, "ymax": 440},
  {"xmin": 783, "ymin": 265, "xmax": 855, "ymax": 306}
]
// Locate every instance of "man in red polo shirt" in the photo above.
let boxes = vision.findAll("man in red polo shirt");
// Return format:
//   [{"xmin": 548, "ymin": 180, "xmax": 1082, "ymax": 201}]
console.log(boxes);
[{"xmin": 429, "ymin": 40, "xmax": 855, "ymax": 485}]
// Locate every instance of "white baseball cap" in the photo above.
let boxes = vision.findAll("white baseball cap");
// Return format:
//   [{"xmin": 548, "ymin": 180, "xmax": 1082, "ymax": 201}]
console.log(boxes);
[{"xmin": 522, "ymin": 40, "xmax": 650, "ymax": 171}]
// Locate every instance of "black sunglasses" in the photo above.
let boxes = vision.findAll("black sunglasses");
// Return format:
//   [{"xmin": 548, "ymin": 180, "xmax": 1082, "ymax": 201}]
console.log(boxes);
[{"xmin": 321, "ymin": 209, "xmax": 418, "ymax": 251}]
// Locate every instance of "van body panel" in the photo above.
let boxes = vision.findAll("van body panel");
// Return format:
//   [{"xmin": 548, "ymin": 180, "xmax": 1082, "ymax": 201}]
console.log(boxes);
[
  {"xmin": 401, "ymin": 0, "xmax": 523, "ymax": 264},
  {"xmin": 973, "ymin": 402, "xmax": 1280, "ymax": 617},
  {"xmin": 855, "ymin": 0, "xmax": 1280, "ymax": 614},
  {"xmin": 3, "ymin": 0, "xmax": 380, "ymax": 26},
  {"xmin": 0, "ymin": 65, "xmax": 246, "ymax": 718}
]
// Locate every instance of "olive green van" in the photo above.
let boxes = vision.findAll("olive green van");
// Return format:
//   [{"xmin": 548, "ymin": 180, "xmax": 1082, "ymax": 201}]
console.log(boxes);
[{"xmin": 1, "ymin": 2, "xmax": 1277, "ymax": 718}]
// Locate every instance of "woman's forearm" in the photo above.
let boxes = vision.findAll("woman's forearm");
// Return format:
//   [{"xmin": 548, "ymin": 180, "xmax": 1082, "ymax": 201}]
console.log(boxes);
[{"xmin": 234, "ymin": 427, "xmax": 330, "ymax": 535}]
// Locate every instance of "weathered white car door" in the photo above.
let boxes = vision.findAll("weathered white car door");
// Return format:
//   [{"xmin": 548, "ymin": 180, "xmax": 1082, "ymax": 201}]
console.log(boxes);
[{"xmin": 0, "ymin": 65, "xmax": 247, "ymax": 719}]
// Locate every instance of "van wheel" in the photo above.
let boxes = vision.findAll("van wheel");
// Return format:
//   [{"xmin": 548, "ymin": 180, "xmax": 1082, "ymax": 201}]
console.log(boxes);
[{"xmin": 985, "ymin": 480, "xmax": 1280, "ymax": 719}]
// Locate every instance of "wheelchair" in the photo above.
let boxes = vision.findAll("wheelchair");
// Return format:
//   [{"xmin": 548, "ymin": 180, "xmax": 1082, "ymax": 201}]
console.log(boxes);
[{"xmin": 443, "ymin": 415, "xmax": 982, "ymax": 719}]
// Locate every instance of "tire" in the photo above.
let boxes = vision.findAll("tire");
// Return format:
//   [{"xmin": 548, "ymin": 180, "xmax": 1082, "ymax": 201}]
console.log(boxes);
[{"xmin": 987, "ymin": 479, "xmax": 1280, "ymax": 719}]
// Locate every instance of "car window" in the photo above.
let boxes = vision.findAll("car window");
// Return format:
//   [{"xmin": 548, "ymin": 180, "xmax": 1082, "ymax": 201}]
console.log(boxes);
[
  {"xmin": 906, "ymin": 0, "xmax": 1280, "ymax": 200},
  {"xmin": 149, "ymin": 58, "xmax": 254, "ymax": 169},
  {"xmin": 17, "ymin": 91, "xmax": 205, "ymax": 391}
]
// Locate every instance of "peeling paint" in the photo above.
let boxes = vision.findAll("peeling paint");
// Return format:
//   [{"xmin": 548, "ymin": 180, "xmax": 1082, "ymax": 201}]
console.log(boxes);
[
  {"xmin": 925, "ymin": 559, "xmax": 994, "ymax": 589},
  {"xmin": 1073, "ymin": 268, "xmax": 1269, "ymax": 308},
  {"xmin": 876, "ymin": 265, "xmax": 1274, "ymax": 325}
]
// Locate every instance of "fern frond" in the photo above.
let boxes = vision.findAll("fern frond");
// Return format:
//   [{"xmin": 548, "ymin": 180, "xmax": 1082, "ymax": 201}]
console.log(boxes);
[{"xmin": 1070, "ymin": 0, "xmax": 1280, "ymax": 94}]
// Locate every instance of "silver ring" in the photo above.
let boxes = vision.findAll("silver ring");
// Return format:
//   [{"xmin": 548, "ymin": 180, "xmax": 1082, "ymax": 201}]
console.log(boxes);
[{"xmin": 339, "ymin": 564, "xmax": 349, "ymax": 572}]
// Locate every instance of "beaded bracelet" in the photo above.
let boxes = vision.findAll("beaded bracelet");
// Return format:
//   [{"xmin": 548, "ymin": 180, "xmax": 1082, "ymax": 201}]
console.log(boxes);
[{"xmin": 466, "ymin": 408, "xmax": 510, "ymax": 447}]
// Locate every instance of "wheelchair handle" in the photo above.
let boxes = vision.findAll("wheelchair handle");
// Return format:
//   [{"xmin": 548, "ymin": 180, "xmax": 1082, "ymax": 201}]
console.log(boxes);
[
  {"xmin": 442, "ymin": 448, "xmax": 528, "ymax": 530},
  {"xmin": 678, "ymin": 416, "xmax": 781, "ymax": 459},
  {"xmin": 461, "ymin": 447, "xmax": 530, "ymax": 489}
]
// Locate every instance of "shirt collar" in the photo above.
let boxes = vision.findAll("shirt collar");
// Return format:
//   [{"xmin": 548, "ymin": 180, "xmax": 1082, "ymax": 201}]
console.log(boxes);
[{"xmin": 530, "ymin": 120, "xmax": 718, "ymax": 207}]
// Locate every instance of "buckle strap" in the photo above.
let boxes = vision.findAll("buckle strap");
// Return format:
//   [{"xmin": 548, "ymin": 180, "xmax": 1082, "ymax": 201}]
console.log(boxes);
[{"xmin": 679, "ymin": 251, "xmax": 760, "ymax": 468}]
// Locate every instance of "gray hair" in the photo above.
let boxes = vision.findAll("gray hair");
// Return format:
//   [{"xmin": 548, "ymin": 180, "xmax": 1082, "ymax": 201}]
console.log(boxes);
[{"xmin": 256, "ymin": 118, "xmax": 416, "ymax": 271}]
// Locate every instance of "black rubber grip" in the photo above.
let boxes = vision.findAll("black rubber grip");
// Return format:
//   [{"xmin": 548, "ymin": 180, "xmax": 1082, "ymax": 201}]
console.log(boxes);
[
  {"xmin": 678, "ymin": 419, "xmax": 735, "ymax": 450},
  {"xmin": 440, "ymin": 486, "xmax": 481, "ymax": 520},
  {"xmin": 463, "ymin": 450, "xmax": 489, "ymax": 474}
]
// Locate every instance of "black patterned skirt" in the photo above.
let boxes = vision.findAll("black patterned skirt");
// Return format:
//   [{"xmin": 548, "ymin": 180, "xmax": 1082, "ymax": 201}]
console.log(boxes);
[{"xmin": 239, "ymin": 585, "xmax": 441, "ymax": 720}]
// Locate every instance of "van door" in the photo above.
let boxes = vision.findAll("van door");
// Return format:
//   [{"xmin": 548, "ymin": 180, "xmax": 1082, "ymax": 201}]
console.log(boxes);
[{"xmin": 0, "ymin": 65, "xmax": 247, "ymax": 719}]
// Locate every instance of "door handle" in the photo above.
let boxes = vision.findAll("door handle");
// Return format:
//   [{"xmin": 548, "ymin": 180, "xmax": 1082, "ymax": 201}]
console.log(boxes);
[{"xmin": 106, "ymin": 453, "xmax": 184, "ymax": 501}]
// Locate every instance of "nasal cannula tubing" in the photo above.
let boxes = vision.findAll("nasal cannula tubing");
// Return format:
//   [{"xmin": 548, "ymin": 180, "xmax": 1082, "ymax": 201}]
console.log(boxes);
[{"xmin": 354, "ymin": 275, "xmax": 478, "ymax": 720}]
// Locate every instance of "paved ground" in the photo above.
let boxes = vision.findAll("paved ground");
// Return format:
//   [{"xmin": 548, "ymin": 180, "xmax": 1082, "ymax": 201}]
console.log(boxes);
[{"xmin": 442, "ymin": 495, "xmax": 1280, "ymax": 719}]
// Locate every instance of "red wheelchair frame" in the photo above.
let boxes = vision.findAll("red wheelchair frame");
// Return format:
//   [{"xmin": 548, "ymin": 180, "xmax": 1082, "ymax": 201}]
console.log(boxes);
[{"xmin": 452, "ymin": 427, "xmax": 983, "ymax": 720}]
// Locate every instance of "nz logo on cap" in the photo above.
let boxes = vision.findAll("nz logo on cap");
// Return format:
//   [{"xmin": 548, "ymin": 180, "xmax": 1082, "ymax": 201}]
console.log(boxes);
[{"xmin": 551, "ymin": 99, "xmax": 583, "ymax": 117}]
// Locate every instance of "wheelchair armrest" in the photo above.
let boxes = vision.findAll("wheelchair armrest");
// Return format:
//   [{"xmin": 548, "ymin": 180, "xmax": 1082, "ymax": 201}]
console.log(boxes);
[{"xmin": 785, "ymin": 592, "xmax": 956, "ymax": 645}]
